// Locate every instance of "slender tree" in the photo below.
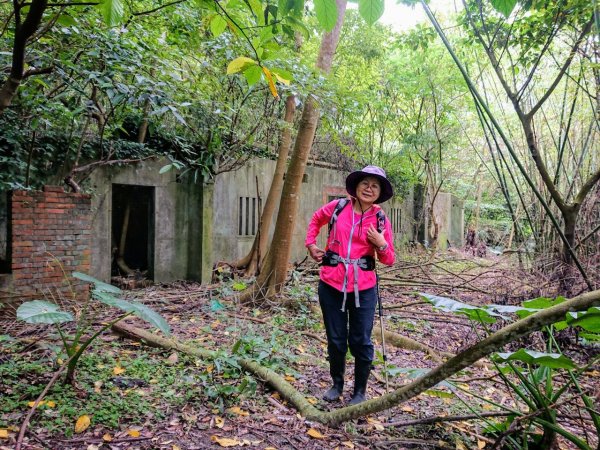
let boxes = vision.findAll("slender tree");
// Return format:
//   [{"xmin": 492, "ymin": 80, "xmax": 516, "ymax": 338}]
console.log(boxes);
[
  {"xmin": 232, "ymin": 94, "xmax": 296, "ymax": 276},
  {"xmin": 242, "ymin": 0, "xmax": 349, "ymax": 302}
]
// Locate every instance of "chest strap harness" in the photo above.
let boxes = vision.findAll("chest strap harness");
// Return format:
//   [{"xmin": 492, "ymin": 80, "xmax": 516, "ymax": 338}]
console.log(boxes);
[{"xmin": 323, "ymin": 198, "xmax": 387, "ymax": 312}]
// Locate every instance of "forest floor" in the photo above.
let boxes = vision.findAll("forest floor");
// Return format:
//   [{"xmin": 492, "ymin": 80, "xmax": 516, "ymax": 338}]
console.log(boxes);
[{"xmin": 1, "ymin": 248, "xmax": 598, "ymax": 450}]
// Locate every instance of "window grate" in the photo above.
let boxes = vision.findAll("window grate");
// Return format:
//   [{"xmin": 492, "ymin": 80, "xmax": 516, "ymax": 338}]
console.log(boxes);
[
  {"xmin": 390, "ymin": 207, "xmax": 402, "ymax": 234},
  {"xmin": 238, "ymin": 196, "xmax": 259, "ymax": 236}
]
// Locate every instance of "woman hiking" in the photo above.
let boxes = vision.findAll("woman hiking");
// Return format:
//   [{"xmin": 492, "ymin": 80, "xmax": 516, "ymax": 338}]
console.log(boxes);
[{"xmin": 305, "ymin": 165, "xmax": 395, "ymax": 405}]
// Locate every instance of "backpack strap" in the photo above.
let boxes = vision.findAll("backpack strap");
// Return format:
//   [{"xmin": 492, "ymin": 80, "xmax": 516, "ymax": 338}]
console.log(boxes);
[
  {"xmin": 327, "ymin": 198, "xmax": 350, "ymax": 238},
  {"xmin": 327, "ymin": 198, "xmax": 387, "ymax": 237},
  {"xmin": 376, "ymin": 210, "xmax": 386, "ymax": 234}
]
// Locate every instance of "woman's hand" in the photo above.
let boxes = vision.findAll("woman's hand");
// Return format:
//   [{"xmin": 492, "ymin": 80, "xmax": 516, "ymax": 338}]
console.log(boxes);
[
  {"xmin": 307, "ymin": 244, "xmax": 325, "ymax": 262},
  {"xmin": 367, "ymin": 225, "xmax": 387, "ymax": 249}
]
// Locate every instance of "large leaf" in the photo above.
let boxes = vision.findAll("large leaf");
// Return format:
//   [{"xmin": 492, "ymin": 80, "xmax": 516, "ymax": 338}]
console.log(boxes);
[
  {"xmin": 494, "ymin": 349, "xmax": 576, "ymax": 369},
  {"xmin": 247, "ymin": 0, "xmax": 264, "ymax": 24},
  {"xmin": 73, "ymin": 272, "xmax": 122, "ymax": 294},
  {"xmin": 566, "ymin": 307, "xmax": 600, "ymax": 332},
  {"xmin": 17, "ymin": 300, "xmax": 73, "ymax": 324},
  {"xmin": 420, "ymin": 293, "xmax": 500, "ymax": 323},
  {"xmin": 279, "ymin": 0, "xmax": 304, "ymax": 16},
  {"xmin": 126, "ymin": 301, "xmax": 171, "ymax": 336},
  {"xmin": 517, "ymin": 297, "xmax": 568, "ymax": 329},
  {"xmin": 227, "ymin": 57, "xmax": 258, "ymax": 75},
  {"xmin": 518, "ymin": 296, "xmax": 566, "ymax": 316},
  {"xmin": 243, "ymin": 65, "xmax": 263, "ymax": 86},
  {"xmin": 490, "ymin": 0, "xmax": 517, "ymax": 17},
  {"xmin": 210, "ymin": 15, "xmax": 228, "ymax": 37},
  {"xmin": 358, "ymin": 0, "xmax": 384, "ymax": 25},
  {"xmin": 97, "ymin": 0, "xmax": 124, "ymax": 26},
  {"xmin": 94, "ymin": 292, "xmax": 170, "ymax": 335},
  {"xmin": 314, "ymin": 0, "xmax": 338, "ymax": 32}
]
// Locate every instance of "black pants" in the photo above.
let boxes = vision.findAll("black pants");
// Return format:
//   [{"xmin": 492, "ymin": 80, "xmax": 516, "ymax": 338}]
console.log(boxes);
[{"xmin": 318, "ymin": 280, "xmax": 377, "ymax": 365}]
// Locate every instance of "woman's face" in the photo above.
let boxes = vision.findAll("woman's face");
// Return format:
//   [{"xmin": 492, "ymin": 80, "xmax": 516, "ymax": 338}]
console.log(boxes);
[{"xmin": 355, "ymin": 176, "xmax": 381, "ymax": 206}]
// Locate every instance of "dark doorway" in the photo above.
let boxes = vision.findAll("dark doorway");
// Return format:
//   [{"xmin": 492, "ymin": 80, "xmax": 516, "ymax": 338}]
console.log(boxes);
[
  {"xmin": 0, "ymin": 192, "xmax": 10, "ymax": 274},
  {"xmin": 111, "ymin": 184, "xmax": 155, "ymax": 280}
]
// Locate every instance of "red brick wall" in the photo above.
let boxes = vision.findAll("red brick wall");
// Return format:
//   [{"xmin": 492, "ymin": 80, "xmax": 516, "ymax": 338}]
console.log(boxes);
[{"xmin": 8, "ymin": 186, "xmax": 91, "ymax": 301}]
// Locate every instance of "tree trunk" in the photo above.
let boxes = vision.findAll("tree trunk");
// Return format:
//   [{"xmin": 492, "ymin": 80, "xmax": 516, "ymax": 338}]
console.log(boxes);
[
  {"xmin": 116, "ymin": 201, "xmax": 134, "ymax": 276},
  {"xmin": 241, "ymin": 0, "xmax": 348, "ymax": 303},
  {"xmin": 0, "ymin": 0, "xmax": 48, "ymax": 114},
  {"xmin": 233, "ymin": 95, "xmax": 296, "ymax": 276}
]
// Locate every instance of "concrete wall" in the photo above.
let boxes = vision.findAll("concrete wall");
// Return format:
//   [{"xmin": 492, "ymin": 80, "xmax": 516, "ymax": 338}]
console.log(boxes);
[
  {"xmin": 432, "ymin": 192, "xmax": 464, "ymax": 249},
  {"xmin": 89, "ymin": 159, "xmax": 207, "ymax": 284},
  {"xmin": 212, "ymin": 159, "xmax": 414, "ymax": 263},
  {"xmin": 450, "ymin": 194, "xmax": 464, "ymax": 247}
]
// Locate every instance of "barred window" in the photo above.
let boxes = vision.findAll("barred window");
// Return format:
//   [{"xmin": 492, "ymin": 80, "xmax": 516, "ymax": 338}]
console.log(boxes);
[
  {"xmin": 389, "ymin": 207, "xmax": 402, "ymax": 233},
  {"xmin": 238, "ymin": 197, "xmax": 259, "ymax": 236}
]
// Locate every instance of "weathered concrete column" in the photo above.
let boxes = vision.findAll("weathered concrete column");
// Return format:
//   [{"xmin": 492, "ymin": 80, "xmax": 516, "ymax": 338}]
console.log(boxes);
[{"xmin": 200, "ymin": 182, "xmax": 214, "ymax": 284}]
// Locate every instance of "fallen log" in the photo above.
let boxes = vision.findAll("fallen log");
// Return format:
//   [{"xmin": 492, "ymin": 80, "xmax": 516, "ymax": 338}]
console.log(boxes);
[{"xmin": 113, "ymin": 288, "xmax": 600, "ymax": 426}]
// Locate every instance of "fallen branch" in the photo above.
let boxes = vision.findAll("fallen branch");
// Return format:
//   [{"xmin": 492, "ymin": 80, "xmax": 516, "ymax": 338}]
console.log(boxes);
[
  {"xmin": 113, "ymin": 288, "xmax": 600, "ymax": 427},
  {"xmin": 382, "ymin": 411, "xmax": 511, "ymax": 428}
]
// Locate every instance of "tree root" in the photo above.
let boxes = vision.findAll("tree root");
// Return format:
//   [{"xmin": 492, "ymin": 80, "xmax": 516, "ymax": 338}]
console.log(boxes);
[{"xmin": 113, "ymin": 288, "xmax": 600, "ymax": 427}]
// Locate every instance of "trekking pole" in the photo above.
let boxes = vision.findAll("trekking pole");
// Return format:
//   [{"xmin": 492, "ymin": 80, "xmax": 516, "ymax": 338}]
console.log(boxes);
[{"xmin": 375, "ymin": 270, "xmax": 389, "ymax": 393}]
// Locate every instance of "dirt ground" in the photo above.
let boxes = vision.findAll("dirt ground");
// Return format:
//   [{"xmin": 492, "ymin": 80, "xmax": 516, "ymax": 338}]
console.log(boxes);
[{"xmin": 1, "ymin": 249, "xmax": 598, "ymax": 449}]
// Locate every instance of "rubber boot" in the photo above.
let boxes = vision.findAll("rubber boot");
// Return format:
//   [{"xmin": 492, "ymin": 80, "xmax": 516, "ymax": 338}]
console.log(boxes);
[
  {"xmin": 348, "ymin": 360, "xmax": 371, "ymax": 405},
  {"xmin": 322, "ymin": 352, "xmax": 345, "ymax": 402}
]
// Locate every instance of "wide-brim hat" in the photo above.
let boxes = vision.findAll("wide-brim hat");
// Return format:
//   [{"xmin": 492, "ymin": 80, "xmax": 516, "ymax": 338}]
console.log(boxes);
[{"xmin": 346, "ymin": 165, "xmax": 394, "ymax": 204}]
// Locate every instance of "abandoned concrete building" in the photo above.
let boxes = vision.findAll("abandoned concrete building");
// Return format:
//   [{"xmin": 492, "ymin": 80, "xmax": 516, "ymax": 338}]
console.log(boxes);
[{"xmin": 0, "ymin": 159, "xmax": 463, "ymax": 307}]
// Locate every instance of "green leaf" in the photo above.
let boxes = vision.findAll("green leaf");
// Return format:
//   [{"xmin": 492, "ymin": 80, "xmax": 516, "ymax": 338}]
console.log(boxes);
[
  {"xmin": 159, "ymin": 164, "xmax": 173, "ymax": 174},
  {"xmin": 579, "ymin": 332, "xmax": 600, "ymax": 342},
  {"xmin": 227, "ymin": 56, "xmax": 258, "ymax": 75},
  {"xmin": 358, "ymin": 0, "xmax": 384, "ymax": 25},
  {"xmin": 270, "ymin": 67, "xmax": 293, "ymax": 84},
  {"xmin": 97, "ymin": 0, "xmax": 124, "ymax": 26},
  {"xmin": 494, "ymin": 349, "xmax": 576, "ymax": 369},
  {"xmin": 523, "ymin": 296, "xmax": 566, "ymax": 309},
  {"xmin": 243, "ymin": 65, "xmax": 263, "ymax": 85},
  {"xmin": 517, "ymin": 297, "xmax": 566, "ymax": 318},
  {"xmin": 210, "ymin": 15, "xmax": 228, "ymax": 37},
  {"xmin": 314, "ymin": 0, "xmax": 338, "ymax": 32},
  {"xmin": 72, "ymin": 271, "xmax": 122, "ymax": 294},
  {"xmin": 566, "ymin": 307, "xmax": 600, "ymax": 332},
  {"xmin": 280, "ymin": 0, "xmax": 303, "ymax": 16},
  {"xmin": 247, "ymin": 0, "xmax": 264, "ymax": 24},
  {"xmin": 231, "ymin": 339, "xmax": 242, "ymax": 354},
  {"xmin": 17, "ymin": 300, "xmax": 74, "ymax": 324},
  {"xmin": 57, "ymin": 15, "xmax": 77, "ymax": 27},
  {"xmin": 232, "ymin": 281, "xmax": 247, "ymax": 291},
  {"xmin": 126, "ymin": 301, "xmax": 171, "ymax": 336},
  {"xmin": 283, "ymin": 15, "xmax": 310, "ymax": 39},
  {"xmin": 94, "ymin": 292, "xmax": 170, "ymax": 335},
  {"xmin": 420, "ymin": 293, "xmax": 500, "ymax": 323},
  {"xmin": 490, "ymin": 0, "xmax": 517, "ymax": 17}
]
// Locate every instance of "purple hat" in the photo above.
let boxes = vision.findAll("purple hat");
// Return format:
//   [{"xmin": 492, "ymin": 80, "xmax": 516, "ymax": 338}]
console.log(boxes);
[{"xmin": 346, "ymin": 165, "xmax": 394, "ymax": 204}]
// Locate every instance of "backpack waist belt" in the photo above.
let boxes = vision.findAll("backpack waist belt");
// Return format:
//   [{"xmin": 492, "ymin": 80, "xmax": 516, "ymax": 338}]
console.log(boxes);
[{"xmin": 321, "ymin": 251, "xmax": 375, "ymax": 311}]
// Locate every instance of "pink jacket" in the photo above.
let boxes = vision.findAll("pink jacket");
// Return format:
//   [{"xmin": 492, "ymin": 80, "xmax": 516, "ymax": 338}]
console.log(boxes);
[{"xmin": 305, "ymin": 199, "xmax": 395, "ymax": 296}]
